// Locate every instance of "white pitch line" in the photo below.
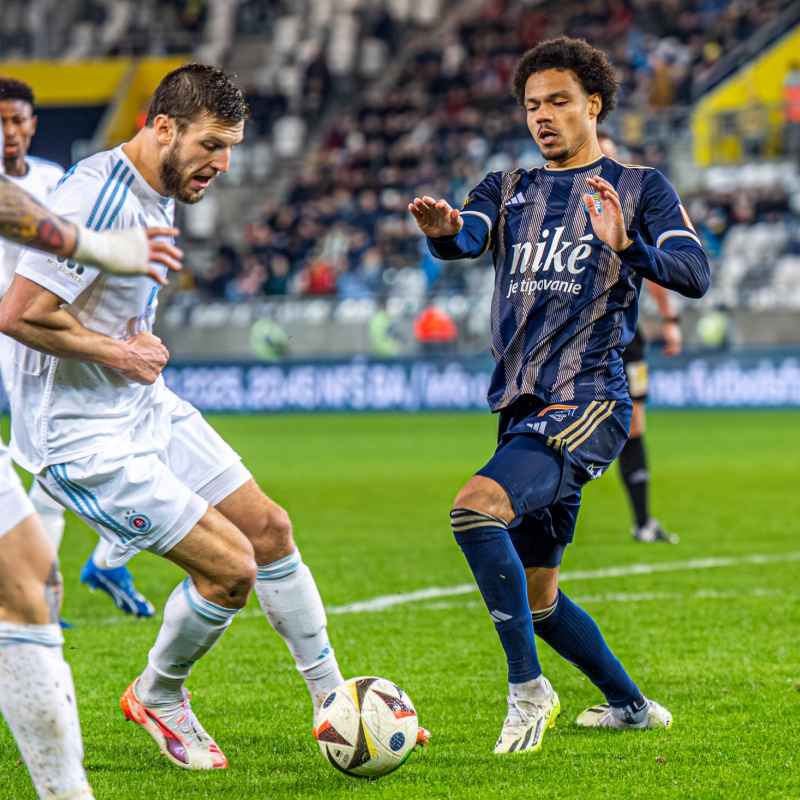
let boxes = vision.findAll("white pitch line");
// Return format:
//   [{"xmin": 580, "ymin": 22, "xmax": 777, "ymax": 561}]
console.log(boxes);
[
  {"xmin": 66, "ymin": 551, "xmax": 800, "ymax": 627},
  {"xmin": 325, "ymin": 550, "xmax": 800, "ymax": 616},
  {"xmin": 414, "ymin": 587, "xmax": 783, "ymax": 612}
]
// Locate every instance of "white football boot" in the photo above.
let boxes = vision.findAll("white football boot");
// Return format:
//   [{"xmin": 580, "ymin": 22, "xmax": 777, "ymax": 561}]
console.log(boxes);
[
  {"xmin": 633, "ymin": 519, "xmax": 679, "ymax": 544},
  {"xmin": 121, "ymin": 681, "xmax": 227, "ymax": 769},
  {"xmin": 576, "ymin": 699, "xmax": 672, "ymax": 730},
  {"xmin": 493, "ymin": 678, "xmax": 560, "ymax": 754}
]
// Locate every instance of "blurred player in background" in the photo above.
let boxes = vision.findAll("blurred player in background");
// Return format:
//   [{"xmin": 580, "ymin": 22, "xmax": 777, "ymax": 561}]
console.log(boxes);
[
  {"xmin": 0, "ymin": 77, "xmax": 155, "ymax": 617},
  {"xmin": 1, "ymin": 64, "xmax": 344, "ymax": 772},
  {"xmin": 596, "ymin": 130, "xmax": 681, "ymax": 544},
  {"xmin": 410, "ymin": 36, "xmax": 709, "ymax": 754},
  {"xmin": 0, "ymin": 122, "xmax": 182, "ymax": 799}
]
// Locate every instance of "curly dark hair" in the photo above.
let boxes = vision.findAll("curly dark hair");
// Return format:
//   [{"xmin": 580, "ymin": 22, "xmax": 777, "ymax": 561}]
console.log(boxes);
[
  {"xmin": 0, "ymin": 77, "xmax": 35, "ymax": 107},
  {"xmin": 146, "ymin": 63, "xmax": 249, "ymax": 129},
  {"xmin": 511, "ymin": 37, "xmax": 619, "ymax": 124}
]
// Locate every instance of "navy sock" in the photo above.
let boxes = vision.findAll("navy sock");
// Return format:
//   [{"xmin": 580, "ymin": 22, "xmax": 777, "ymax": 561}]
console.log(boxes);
[
  {"xmin": 619, "ymin": 435, "xmax": 649, "ymax": 528},
  {"xmin": 451, "ymin": 509, "xmax": 541, "ymax": 683},
  {"xmin": 532, "ymin": 589, "xmax": 639, "ymax": 707}
]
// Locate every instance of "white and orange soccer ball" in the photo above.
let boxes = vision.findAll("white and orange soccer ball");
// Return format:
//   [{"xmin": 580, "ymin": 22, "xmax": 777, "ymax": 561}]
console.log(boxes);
[{"xmin": 314, "ymin": 677, "xmax": 420, "ymax": 779}]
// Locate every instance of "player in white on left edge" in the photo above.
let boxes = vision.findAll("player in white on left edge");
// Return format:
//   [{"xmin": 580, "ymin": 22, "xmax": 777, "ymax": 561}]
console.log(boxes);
[
  {"xmin": 1, "ymin": 63, "xmax": 346, "ymax": 772},
  {"xmin": 0, "ymin": 122, "xmax": 183, "ymax": 798},
  {"xmin": 0, "ymin": 77, "xmax": 155, "ymax": 621}
]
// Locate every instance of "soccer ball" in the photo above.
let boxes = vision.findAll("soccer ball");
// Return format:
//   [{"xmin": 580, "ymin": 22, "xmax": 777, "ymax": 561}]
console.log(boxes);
[{"xmin": 314, "ymin": 676, "xmax": 419, "ymax": 779}]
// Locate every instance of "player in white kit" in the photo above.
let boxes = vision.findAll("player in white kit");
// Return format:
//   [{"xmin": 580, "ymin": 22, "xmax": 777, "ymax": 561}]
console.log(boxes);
[
  {"xmin": 0, "ymin": 77, "xmax": 155, "ymax": 620},
  {"xmin": 0, "ymin": 115, "xmax": 184, "ymax": 799},
  {"xmin": 1, "ymin": 64, "xmax": 345, "ymax": 772}
]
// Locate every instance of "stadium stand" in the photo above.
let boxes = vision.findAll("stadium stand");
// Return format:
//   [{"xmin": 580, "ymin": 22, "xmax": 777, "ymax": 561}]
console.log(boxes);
[{"xmin": 4, "ymin": 0, "xmax": 800, "ymax": 354}]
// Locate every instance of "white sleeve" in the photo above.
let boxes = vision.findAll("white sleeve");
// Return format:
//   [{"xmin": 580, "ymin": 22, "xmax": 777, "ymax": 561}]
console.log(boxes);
[{"xmin": 15, "ymin": 170, "xmax": 103, "ymax": 304}]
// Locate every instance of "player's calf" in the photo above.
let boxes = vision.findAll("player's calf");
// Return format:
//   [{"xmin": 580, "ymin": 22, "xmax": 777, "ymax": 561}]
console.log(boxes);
[
  {"xmin": 216, "ymin": 480, "xmax": 344, "ymax": 717},
  {"xmin": 129, "ymin": 510, "xmax": 255, "ymax": 748},
  {"xmin": 0, "ymin": 513, "xmax": 94, "ymax": 798}
]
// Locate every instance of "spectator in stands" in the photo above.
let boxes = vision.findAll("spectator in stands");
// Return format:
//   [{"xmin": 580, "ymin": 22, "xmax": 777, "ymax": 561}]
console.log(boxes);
[{"xmin": 414, "ymin": 305, "xmax": 458, "ymax": 352}]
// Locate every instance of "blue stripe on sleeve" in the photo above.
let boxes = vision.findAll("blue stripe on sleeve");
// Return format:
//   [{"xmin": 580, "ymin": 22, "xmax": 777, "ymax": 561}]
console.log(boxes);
[
  {"xmin": 105, "ymin": 173, "xmax": 135, "ymax": 229},
  {"xmin": 93, "ymin": 167, "xmax": 131, "ymax": 231},
  {"xmin": 86, "ymin": 160, "xmax": 124, "ymax": 228}
]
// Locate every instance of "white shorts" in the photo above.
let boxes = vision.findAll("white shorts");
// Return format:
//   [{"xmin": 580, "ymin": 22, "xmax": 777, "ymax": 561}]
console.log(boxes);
[
  {"xmin": 38, "ymin": 390, "xmax": 251, "ymax": 567},
  {"xmin": 0, "ymin": 443, "xmax": 35, "ymax": 539}
]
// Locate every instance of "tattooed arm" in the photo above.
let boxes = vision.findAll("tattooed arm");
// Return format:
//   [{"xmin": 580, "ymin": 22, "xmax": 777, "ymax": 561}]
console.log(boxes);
[
  {"xmin": 0, "ymin": 174, "xmax": 76, "ymax": 255},
  {"xmin": 0, "ymin": 175, "xmax": 183, "ymax": 284}
]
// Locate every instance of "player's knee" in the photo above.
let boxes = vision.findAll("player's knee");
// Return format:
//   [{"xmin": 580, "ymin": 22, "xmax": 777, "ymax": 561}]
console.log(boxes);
[
  {"xmin": 453, "ymin": 487, "xmax": 490, "ymax": 513},
  {"xmin": 453, "ymin": 479, "xmax": 513, "ymax": 522},
  {"xmin": 251, "ymin": 504, "xmax": 294, "ymax": 564},
  {"xmin": 213, "ymin": 555, "xmax": 257, "ymax": 609},
  {"xmin": 527, "ymin": 572, "xmax": 559, "ymax": 611},
  {"xmin": 0, "ymin": 578, "xmax": 56, "ymax": 625},
  {"xmin": 202, "ymin": 533, "xmax": 257, "ymax": 608}
]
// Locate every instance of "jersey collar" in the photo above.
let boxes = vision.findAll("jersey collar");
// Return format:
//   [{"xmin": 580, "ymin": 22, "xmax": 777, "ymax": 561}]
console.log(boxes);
[{"xmin": 543, "ymin": 154, "xmax": 606, "ymax": 174}]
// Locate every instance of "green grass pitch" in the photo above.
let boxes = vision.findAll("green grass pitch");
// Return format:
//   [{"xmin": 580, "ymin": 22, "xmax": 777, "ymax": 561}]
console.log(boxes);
[{"xmin": 2, "ymin": 410, "xmax": 799, "ymax": 799}]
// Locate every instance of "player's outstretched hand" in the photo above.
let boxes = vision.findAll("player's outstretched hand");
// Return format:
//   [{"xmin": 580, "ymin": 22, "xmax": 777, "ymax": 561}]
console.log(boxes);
[
  {"xmin": 117, "ymin": 331, "xmax": 169, "ymax": 384},
  {"xmin": 73, "ymin": 226, "xmax": 183, "ymax": 286},
  {"xmin": 661, "ymin": 319, "xmax": 682, "ymax": 357},
  {"xmin": 408, "ymin": 196, "xmax": 463, "ymax": 238},
  {"xmin": 584, "ymin": 176, "xmax": 632, "ymax": 252}
]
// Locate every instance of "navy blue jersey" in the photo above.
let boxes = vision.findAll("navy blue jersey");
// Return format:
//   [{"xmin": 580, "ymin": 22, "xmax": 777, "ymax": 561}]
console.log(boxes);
[{"xmin": 428, "ymin": 155, "xmax": 709, "ymax": 411}]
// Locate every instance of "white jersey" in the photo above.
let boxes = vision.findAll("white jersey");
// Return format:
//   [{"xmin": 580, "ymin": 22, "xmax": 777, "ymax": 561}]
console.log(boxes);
[
  {"xmin": 0, "ymin": 156, "xmax": 65, "ymax": 297},
  {"xmin": 10, "ymin": 145, "xmax": 175, "ymax": 473}
]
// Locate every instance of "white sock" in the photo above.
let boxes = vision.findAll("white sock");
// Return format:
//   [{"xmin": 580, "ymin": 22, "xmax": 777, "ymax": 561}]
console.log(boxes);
[
  {"xmin": 29, "ymin": 481, "xmax": 66, "ymax": 553},
  {"xmin": 254, "ymin": 548, "xmax": 343, "ymax": 714},
  {"xmin": 90, "ymin": 538, "xmax": 113, "ymax": 571},
  {"xmin": 0, "ymin": 622, "xmax": 92, "ymax": 799},
  {"xmin": 136, "ymin": 577, "xmax": 239, "ymax": 708},
  {"xmin": 510, "ymin": 675, "xmax": 552, "ymax": 702}
]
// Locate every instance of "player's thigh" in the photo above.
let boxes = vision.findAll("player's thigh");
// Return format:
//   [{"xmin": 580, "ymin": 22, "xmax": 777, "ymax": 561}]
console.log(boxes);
[
  {"xmin": 0, "ymin": 513, "xmax": 58, "ymax": 625},
  {"xmin": 158, "ymin": 395, "xmax": 295, "ymax": 564},
  {"xmin": 513, "ymin": 490, "xmax": 580, "ymax": 608},
  {"xmin": 474, "ymin": 433, "xmax": 564, "ymax": 519},
  {"xmin": 162, "ymin": 393, "xmax": 249, "ymax": 503},
  {"xmin": 214, "ymin": 479, "xmax": 295, "ymax": 566},
  {"xmin": 0, "ymin": 463, "xmax": 56, "ymax": 623},
  {"xmin": 162, "ymin": 505, "xmax": 257, "ymax": 608},
  {"xmin": 41, "ymin": 450, "xmax": 207, "ymax": 570}
]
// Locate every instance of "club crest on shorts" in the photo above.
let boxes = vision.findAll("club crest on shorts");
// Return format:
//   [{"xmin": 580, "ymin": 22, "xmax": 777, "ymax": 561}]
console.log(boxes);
[
  {"xmin": 128, "ymin": 514, "xmax": 152, "ymax": 533},
  {"xmin": 538, "ymin": 404, "xmax": 578, "ymax": 422}
]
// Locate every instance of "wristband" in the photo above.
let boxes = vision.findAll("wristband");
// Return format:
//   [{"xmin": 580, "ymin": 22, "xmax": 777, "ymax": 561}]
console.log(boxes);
[{"xmin": 73, "ymin": 226, "xmax": 151, "ymax": 276}]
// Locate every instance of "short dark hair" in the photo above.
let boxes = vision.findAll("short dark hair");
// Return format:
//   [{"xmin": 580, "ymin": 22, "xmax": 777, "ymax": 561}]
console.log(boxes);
[
  {"xmin": 511, "ymin": 37, "xmax": 619, "ymax": 124},
  {"xmin": 145, "ymin": 63, "xmax": 249, "ymax": 129},
  {"xmin": 0, "ymin": 77, "xmax": 35, "ymax": 107}
]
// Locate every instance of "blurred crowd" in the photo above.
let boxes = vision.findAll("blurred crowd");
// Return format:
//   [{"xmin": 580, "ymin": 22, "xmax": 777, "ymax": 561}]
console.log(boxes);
[
  {"xmin": 192, "ymin": 0, "xmax": 799, "ymax": 302},
  {"xmin": 5, "ymin": 0, "xmax": 799, "ymax": 306}
]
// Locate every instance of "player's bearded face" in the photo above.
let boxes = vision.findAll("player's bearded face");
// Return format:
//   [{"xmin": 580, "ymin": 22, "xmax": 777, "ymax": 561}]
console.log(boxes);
[
  {"xmin": 158, "ymin": 117, "xmax": 244, "ymax": 204},
  {"xmin": 524, "ymin": 70, "xmax": 599, "ymax": 164}
]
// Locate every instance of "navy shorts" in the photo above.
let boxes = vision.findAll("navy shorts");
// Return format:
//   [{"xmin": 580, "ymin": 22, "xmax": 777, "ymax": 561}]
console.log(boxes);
[{"xmin": 476, "ymin": 394, "xmax": 632, "ymax": 569}]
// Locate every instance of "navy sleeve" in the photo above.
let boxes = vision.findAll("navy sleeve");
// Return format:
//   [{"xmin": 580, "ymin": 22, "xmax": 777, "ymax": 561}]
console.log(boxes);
[
  {"xmin": 621, "ymin": 169, "xmax": 710, "ymax": 298},
  {"xmin": 618, "ymin": 232, "xmax": 710, "ymax": 298},
  {"xmin": 426, "ymin": 172, "xmax": 503, "ymax": 261}
]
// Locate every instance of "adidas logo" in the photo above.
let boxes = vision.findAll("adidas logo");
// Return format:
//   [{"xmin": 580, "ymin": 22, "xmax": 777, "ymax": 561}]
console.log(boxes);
[
  {"xmin": 490, "ymin": 609, "xmax": 513, "ymax": 623},
  {"xmin": 505, "ymin": 192, "xmax": 526, "ymax": 207},
  {"xmin": 526, "ymin": 421, "xmax": 547, "ymax": 434}
]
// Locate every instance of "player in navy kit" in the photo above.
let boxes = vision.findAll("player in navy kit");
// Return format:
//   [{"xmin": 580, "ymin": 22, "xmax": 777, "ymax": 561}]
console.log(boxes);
[{"xmin": 409, "ymin": 37, "xmax": 709, "ymax": 753}]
